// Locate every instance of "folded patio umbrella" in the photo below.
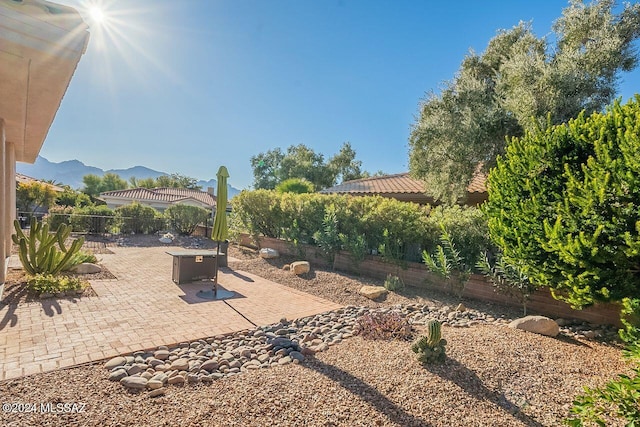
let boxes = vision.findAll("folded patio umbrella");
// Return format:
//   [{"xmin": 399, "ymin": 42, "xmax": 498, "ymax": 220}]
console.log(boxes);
[{"xmin": 210, "ymin": 166, "xmax": 229, "ymax": 295}]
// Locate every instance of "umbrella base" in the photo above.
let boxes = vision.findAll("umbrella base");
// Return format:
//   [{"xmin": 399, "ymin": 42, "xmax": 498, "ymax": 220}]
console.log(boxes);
[{"xmin": 196, "ymin": 288, "xmax": 235, "ymax": 300}]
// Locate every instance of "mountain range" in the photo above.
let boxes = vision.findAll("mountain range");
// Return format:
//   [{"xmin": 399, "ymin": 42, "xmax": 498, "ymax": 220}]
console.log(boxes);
[{"xmin": 16, "ymin": 156, "xmax": 241, "ymax": 197}]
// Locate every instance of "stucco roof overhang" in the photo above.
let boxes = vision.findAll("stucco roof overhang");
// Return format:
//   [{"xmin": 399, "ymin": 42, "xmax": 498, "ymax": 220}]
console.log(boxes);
[{"xmin": 0, "ymin": 0, "xmax": 89, "ymax": 162}]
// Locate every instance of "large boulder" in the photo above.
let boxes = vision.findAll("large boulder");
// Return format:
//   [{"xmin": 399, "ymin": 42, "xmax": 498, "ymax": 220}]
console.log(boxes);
[
  {"xmin": 290, "ymin": 261, "xmax": 310, "ymax": 275},
  {"xmin": 359, "ymin": 285, "xmax": 388, "ymax": 300},
  {"xmin": 70, "ymin": 263, "xmax": 102, "ymax": 274},
  {"xmin": 509, "ymin": 315, "xmax": 559, "ymax": 337},
  {"xmin": 259, "ymin": 248, "xmax": 279, "ymax": 259}
]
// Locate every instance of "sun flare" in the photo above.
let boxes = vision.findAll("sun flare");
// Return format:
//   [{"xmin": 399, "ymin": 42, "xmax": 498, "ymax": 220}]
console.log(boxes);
[{"xmin": 88, "ymin": 6, "xmax": 105, "ymax": 24}]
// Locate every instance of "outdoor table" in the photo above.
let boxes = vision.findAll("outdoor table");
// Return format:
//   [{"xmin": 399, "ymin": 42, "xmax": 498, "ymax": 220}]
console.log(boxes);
[{"xmin": 166, "ymin": 250, "xmax": 225, "ymax": 285}]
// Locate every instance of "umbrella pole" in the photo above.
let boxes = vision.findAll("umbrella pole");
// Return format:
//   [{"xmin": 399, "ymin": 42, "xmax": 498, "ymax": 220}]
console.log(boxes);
[{"xmin": 214, "ymin": 242, "xmax": 220, "ymax": 296}]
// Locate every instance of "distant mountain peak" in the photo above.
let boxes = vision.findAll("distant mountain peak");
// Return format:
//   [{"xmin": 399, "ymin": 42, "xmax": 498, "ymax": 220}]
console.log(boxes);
[{"xmin": 16, "ymin": 155, "xmax": 241, "ymax": 197}]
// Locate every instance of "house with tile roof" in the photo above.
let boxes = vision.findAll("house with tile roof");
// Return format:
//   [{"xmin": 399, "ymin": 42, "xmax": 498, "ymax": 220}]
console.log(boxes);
[
  {"xmin": 319, "ymin": 172, "xmax": 487, "ymax": 206},
  {"xmin": 100, "ymin": 187, "xmax": 217, "ymax": 212},
  {"xmin": 16, "ymin": 173, "xmax": 65, "ymax": 193}
]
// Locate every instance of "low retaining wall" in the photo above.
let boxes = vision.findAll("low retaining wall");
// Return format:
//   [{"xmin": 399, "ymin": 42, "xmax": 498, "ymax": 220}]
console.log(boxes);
[{"xmin": 239, "ymin": 234, "xmax": 622, "ymax": 326}]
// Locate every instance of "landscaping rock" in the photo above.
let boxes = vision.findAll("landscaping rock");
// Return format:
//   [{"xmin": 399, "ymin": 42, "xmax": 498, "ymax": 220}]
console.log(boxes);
[
  {"xmin": 154, "ymin": 349, "xmax": 170, "ymax": 360},
  {"xmin": 259, "ymin": 248, "xmax": 279, "ymax": 259},
  {"xmin": 359, "ymin": 286, "xmax": 388, "ymax": 300},
  {"xmin": 147, "ymin": 388, "xmax": 166, "ymax": 398},
  {"xmin": 147, "ymin": 379, "xmax": 164, "ymax": 390},
  {"xmin": 290, "ymin": 261, "xmax": 310, "ymax": 275},
  {"xmin": 120, "ymin": 376, "xmax": 148, "ymax": 390},
  {"xmin": 159, "ymin": 233, "xmax": 174, "ymax": 244},
  {"xmin": 168, "ymin": 375, "xmax": 185, "ymax": 385},
  {"xmin": 70, "ymin": 263, "xmax": 102, "ymax": 274},
  {"xmin": 108, "ymin": 369, "xmax": 128, "ymax": 382},
  {"xmin": 509, "ymin": 315, "xmax": 560, "ymax": 337},
  {"xmin": 200, "ymin": 360, "xmax": 219, "ymax": 372},
  {"xmin": 104, "ymin": 356, "xmax": 127, "ymax": 370},
  {"xmin": 170, "ymin": 359, "xmax": 189, "ymax": 371}
]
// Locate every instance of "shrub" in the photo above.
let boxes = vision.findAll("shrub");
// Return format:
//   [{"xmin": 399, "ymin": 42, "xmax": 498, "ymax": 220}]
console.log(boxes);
[
  {"xmin": 412, "ymin": 319, "xmax": 447, "ymax": 364},
  {"xmin": 70, "ymin": 205, "xmax": 116, "ymax": 233},
  {"xmin": 486, "ymin": 97, "xmax": 640, "ymax": 309},
  {"xmin": 384, "ymin": 274, "xmax": 404, "ymax": 292},
  {"xmin": 354, "ymin": 311, "xmax": 412, "ymax": 341},
  {"xmin": 165, "ymin": 204, "xmax": 209, "ymax": 236},
  {"xmin": 46, "ymin": 206, "xmax": 74, "ymax": 230},
  {"xmin": 340, "ymin": 233, "xmax": 367, "ymax": 271},
  {"xmin": 230, "ymin": 190, "xmax": 489, "ymax": 269},
  {"xmin": 27, "ymin": 273, "xmax": 86, "ymax": 295},
  {"xmin": 231, "ymin": 190, "xmax": 284, "ymax": 240},
  {"xmin": 115, "ymin": 202, "xmax": 164, "ymax": 234},
  {"xmin": 425, "ymin": 205, "xmax": 490, "ymax": 268},
  {"xmin": 55, "ymin": 188, "xmax": 92, "ymax": 208}
]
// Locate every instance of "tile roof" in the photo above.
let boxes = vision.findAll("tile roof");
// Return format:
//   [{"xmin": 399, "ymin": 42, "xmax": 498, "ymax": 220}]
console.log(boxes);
[
  {"xmin": 321, "ymin": 171, "xmax": 487, "ymax": 196},
  {"xmin": 101, "ymin": 187, "xmax": 216, "ymax": 208},
  {"xmin": 15, "ymin": 172, "xmax": 65, "ymax": 192}
]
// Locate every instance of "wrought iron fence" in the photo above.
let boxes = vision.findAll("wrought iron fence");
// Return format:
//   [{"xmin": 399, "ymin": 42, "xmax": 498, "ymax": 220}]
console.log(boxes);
[{"xmin": 17, "ymin": 211, "xmax": 169, "ymax": 237}]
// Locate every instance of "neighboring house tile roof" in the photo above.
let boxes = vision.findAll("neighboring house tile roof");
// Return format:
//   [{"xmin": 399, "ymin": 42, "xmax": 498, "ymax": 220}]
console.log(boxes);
[
  {"xmin": 16, "ymin": 172, "xmax": 65, "ymax": 192},
  {"xmin": 320, "ymin": 171, "xmax": 487, "ymax": 206},
  {"xmin": 100, "ymin": 187, "xmax": 216, "ymax": 208}
]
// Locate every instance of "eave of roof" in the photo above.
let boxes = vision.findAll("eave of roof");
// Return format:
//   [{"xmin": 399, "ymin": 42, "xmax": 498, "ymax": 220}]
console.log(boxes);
[{"xmin": 0, "ymin": 0, "xmax": 89, "ymax": 163}]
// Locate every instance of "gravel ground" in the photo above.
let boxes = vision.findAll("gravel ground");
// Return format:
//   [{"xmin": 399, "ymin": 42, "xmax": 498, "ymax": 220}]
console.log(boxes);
[{"xmin": 0, "ymin": 237, "xmax": 630, "ymax": 426}]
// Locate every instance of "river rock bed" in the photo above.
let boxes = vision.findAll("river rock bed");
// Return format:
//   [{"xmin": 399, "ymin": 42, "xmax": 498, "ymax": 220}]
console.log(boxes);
[{"xmin": 107, "ymin": 303, "xmax": 620, "ymax": 396}]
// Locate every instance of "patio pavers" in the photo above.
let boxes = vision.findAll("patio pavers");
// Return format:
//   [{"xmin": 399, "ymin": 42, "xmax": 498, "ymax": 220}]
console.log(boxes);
[{"xmin": 0, "ymin": 246, "xmax": 342, "ymax": 381}]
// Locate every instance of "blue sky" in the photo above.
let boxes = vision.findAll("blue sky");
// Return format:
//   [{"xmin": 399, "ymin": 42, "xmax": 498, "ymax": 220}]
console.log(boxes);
[{"xmin": 42, "ymin": 0, "xmax": 640, "ymax": 190}]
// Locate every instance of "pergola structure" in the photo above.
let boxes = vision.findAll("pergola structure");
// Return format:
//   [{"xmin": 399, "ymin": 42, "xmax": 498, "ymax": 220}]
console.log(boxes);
[{"xmin": 0, "ymin": 0, "xmax": 89, "ymax": 291}]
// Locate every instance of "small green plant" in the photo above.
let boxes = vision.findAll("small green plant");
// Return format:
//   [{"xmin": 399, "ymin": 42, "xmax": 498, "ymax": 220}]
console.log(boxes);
[
  {"xmin": 620, "ymin": 298, "xmax": 640, "ymax": 344},
  {"xmin": 384, "ymin": 274, "xmax": 404, "ymax": 292},
  {"xmin": 565, "ymin": 341, "xmax": 640, "ymax": 426},
  {"xmin": 354, "ymin": 311, "xmax": 412, "ymax": 341},
  {"xmin": 412, "ymin": 319, "xmax": 447, "ymax": 364},
  {"xmin": 67, "ymin": 250, "xmax": 98, "ymax": 266},
  {"xmin": 27, "ymin": 273, "xmax": 86, "ymax": 295},
  {"xmin": 565, "ymin": 299, "xmax": 640, "ymax": 426},
  {"xmin": 339, "ymin": 233, "xmax": 367, "ymax": 271},
  {"xmin": 422, "ymin": 224, "xmax": 471, "ymax": 298},
  {"xmin": 12, "ymin": 218, "xmax": 85, "ymax": 275},
  {"xmin": 477, "ymin": 252, "xmax": 537, "ymax": 316},
  {"xmin": 313, "ymin": 205, "xmax": 342, "ymax": 267}
]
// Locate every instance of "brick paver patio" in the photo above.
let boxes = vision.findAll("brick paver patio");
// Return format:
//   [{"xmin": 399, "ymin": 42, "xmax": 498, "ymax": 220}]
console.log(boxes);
[{"xmin": 0, "ymin": 246, "xmax": 341, "ymax": 381}]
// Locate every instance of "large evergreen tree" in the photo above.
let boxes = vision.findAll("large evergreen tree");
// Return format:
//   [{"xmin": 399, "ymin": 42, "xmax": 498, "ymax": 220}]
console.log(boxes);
[{"xmin": 409, "ymin": 0, "xmax": 640, "ymax": 203}]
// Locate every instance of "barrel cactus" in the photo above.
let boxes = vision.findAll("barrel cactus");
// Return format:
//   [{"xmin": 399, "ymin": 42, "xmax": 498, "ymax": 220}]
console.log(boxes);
[
  {"xmin": 12, "ymin": 218, "xmax": 85, "ymax": 275},
  {"xmin": 412, "ymin": 319, "xmax": 447, "ymax": 364}
]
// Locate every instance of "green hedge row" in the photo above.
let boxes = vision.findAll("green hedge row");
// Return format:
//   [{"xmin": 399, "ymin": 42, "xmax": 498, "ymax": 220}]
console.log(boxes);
[
  {"xmin": 45, "ymin": 202, "xmax": 209, "ymax": 236},
  {"xmin": 230, "ymin": 190, "xmax": 490, "ymax": 264}
]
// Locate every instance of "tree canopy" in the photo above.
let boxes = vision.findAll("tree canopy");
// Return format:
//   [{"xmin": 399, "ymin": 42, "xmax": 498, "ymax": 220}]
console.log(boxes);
[
  {"xmin": 16, "ymin": 181, "xmax": 57, "ymax": 214},
  {"xmin": 83, "ymin": 172, "xmax": 202, "ymax": 197},
  {"xmin": 250, "ymin": 142, "xmax": 367, "ymax": 190},
  {"xmin": 81, "ymin": 173, "xmax": 128, "ymax": 197},
  {"xmin": 409, "ymin": 0, "xmax": 640, "ymax": 203},
  {"xmin": 130, "ymin": 173, "xmax": 201, "ymax": 190}
]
